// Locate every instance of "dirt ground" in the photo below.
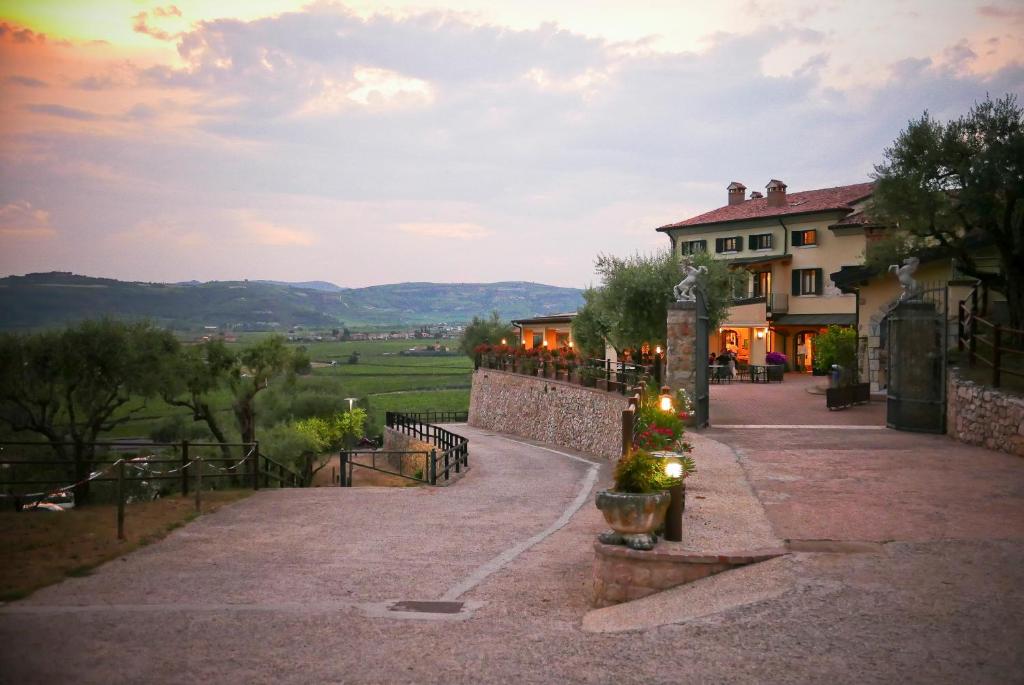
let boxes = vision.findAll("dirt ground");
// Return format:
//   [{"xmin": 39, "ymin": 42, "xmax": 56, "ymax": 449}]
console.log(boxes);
[
  {"xmin": 311, "ymin": 452, "xmax": 425, "ymax": 487},
  {"xmin": 0, "ymin": 490, "xmax": 251, "ymax": 601}
]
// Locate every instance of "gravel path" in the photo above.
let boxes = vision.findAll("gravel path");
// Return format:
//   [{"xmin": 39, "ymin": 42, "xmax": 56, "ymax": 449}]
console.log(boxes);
[{"xmin": 1, "ymin": 424, "xmax": 1022, "ymax": 684}]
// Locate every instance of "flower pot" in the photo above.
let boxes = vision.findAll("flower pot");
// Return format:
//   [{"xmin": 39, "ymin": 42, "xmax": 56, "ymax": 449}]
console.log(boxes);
[{"xmin": 595, "ymin": 489, "xmax": 671, "ymax": 550}]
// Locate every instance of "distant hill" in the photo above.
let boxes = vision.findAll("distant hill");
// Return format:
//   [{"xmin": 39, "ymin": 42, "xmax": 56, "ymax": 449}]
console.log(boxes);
[
  {"xmin": 256, "ymin": 280, "xmax": 348, "ymax": 292},
  {"xmin": 0, "ymin": 272, "xmax": 584, "ymax": 330}
]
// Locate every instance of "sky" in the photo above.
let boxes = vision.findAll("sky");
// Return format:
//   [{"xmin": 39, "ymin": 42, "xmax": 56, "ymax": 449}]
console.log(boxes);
[{"xmin": 0, "ymin": 1, "xmax": 1022, "ymax": 288}]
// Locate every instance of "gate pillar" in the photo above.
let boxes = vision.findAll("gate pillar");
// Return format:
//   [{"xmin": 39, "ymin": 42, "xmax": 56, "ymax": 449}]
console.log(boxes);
[{"xmin": 666, "ymin": 291, "xmax": 709, "ymax": 427}]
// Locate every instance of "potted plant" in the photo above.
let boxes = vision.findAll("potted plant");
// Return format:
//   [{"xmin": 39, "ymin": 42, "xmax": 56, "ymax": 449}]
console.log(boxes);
[
  {"xmin": 765, "ymin": 351, "xmax": 787, "ymax": 382},
  {"xmin": 596, "ymin": 388, "xmax": 696, "ymax": 551},
  {"xmin": 595, "ymin": 449, "xmax": 674, "ymax": 551}
]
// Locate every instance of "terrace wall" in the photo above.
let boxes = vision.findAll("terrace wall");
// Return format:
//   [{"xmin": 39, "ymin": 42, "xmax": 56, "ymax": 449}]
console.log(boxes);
[
  {"xmin": 947, "ymin": 368, "xmax": 1024, "ymax": 457},
  {"xmin": 469, "ymin": 369, "xmax": 629, "ymax": 460}
]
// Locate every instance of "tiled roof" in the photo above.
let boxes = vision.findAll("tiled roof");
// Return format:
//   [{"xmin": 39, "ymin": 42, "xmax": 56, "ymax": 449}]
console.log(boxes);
[
  {"xmin": 657, "ymin": 182, "xmax": 875, "ymax": 231},
  {"xmin": 828, "ymin": 207, "xmax": 885, "ymax": 228}
]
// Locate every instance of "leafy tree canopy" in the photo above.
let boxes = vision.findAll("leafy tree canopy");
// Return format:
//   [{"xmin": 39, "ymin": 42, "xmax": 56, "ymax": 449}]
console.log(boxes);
[
  {"xmin": 459, "ymin": 311, "xmax": 516, "ymax": 358},
  {"xmin": 572, "ymin": 249, "xmax": 738, "ymax": 355},
  {"xmin": 870, "ymin": 93, "xmax": 1024, "ymax": 327},
  {"xmin": 0, "ymin": 319, "xmax": 181, "ymax": 502}
]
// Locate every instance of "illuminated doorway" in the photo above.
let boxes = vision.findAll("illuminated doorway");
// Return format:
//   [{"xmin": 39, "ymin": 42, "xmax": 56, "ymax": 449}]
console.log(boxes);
[{"xmin": 795, "ymin": 331, "xmax": 817, "ymax": 372}]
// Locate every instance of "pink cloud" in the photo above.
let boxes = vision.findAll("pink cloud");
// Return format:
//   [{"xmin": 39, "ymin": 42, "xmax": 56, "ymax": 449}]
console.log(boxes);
[{"xmin": 0, "ymin": 202, "xmax": 56, "ymax": 239}]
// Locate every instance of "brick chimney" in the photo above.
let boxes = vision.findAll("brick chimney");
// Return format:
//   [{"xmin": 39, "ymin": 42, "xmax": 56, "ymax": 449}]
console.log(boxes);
[
  {"xmin": 727, "ymin": 181, "xmax": 746, "ymax": 206},
  {"xmin": 765, "ymin": 179, "xmax": 787, "ymax": 208},
  {"xmin": 749, "ymin": 191, "xmax": 764, "ymax": 199}
]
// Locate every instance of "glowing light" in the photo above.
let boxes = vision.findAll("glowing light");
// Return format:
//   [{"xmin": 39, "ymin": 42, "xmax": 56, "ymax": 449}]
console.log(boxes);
[
  {"xmin": 659, "ymin": 395, "xmax": 673, "ymax": 412},
  {"xmin": 756, "ymin": 329, "xmax": 765, "ymax": 339},
  {"xmin": 500, "ymin": 338, "xmax": 507, "ymax": 345},
  {"xmin": 655, "ymin": 345, "xmax": 662, "ymax": 355},
  {"xmin": 665, "ymin": 462, "xmax": 683, "ymax": 478}
]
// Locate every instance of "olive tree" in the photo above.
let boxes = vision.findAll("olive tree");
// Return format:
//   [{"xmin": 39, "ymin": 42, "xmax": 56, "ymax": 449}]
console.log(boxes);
[{"xmin": 0, "ymin": 320, "xmax": 180, "ymax": 503}]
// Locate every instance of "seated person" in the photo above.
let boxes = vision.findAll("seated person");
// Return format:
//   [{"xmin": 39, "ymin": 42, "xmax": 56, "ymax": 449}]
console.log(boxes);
[{"xmin": 708, "ymin": 352, "xmax": 717, "ymax": 365}]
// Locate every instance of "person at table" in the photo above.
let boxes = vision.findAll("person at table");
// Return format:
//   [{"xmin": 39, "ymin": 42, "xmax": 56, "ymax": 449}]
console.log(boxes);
[{"xmin": 708, "ymin": 352, "xmax": 717, "ymax": 366}]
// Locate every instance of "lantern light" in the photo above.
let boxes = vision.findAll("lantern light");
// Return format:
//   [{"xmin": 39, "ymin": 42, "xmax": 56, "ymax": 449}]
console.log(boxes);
[
  {"xmin": 658, "ymin": 385, "xmax": 673, "ymax": 413},
  {"xmin": 542, "ymin": 340, "xmax": 548, "ymax": 347},
  {"xmin": 756, "ymin": 329, "xmax": 765, "ymax": 339},
  {"xmin": 655, "ymin": 345, "xmax": 662, "ymax": 355},
  {"xmin": 568, "ymin": 341, "xmax": 574, "ymax": 348},
  {"xmin": 501, "ymin": 338, "xmax": 507, "ymax": 345},
  {"xmin": 665, "ymin": 461, "xmax": 683, "ymax": 478}
]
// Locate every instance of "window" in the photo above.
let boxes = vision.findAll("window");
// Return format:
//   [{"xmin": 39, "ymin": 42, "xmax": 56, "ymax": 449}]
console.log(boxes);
[
  {"xmin": 752, "ymin": 271, "xmax": 771, "ymax": 298},
  {"xmin": 791, "ymin": 229, "xmax": 817, "ymax": 247},
  {"xmin": 791, "ymin": 268, "xmax": 824, "ymax": 296},
  {"xmin": 748, "ymin": 233, "xmax": 773, "ymax": 251},
  {"xmin": 680, "ymin": 239, "xmax": 707, "ymax": 255},
  {"xmin": 715, "ymin": 236, "xmax": 741, "ymax": 253}
]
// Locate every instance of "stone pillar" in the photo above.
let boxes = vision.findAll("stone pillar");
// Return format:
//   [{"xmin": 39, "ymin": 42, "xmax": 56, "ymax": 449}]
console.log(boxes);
[{"xmin": 666, "ymin": 301, "xmax": 697, "ymax": 405}]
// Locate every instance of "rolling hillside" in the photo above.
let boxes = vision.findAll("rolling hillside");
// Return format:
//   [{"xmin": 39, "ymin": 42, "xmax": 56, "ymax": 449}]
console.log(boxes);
[{"xmin": 0, "ymin": 272, "xmax": 583, "ymax": 330}]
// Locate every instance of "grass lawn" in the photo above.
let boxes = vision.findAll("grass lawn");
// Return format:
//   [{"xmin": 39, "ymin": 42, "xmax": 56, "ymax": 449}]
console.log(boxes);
[{"xmin": 0, "ymin": 490, "xmax": 252, "ymax": 602}]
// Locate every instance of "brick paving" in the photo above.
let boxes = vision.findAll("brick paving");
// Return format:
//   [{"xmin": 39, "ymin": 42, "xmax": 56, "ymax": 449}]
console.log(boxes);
[{"xmin": 710, "ymin": 372, "xmax": 886, "ymax": 425}]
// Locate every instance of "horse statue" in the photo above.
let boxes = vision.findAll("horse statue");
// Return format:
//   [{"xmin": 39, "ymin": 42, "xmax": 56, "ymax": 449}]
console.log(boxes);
[
  {"xmin": 889, "ymin": 256, "xmax": 920, "ymax": 300},
  {"xmin": 673, "ymin": 265, "xmax": 707, "ymax": 302}
]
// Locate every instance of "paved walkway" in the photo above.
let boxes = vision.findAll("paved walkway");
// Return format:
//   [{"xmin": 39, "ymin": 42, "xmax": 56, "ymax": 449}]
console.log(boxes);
[
  {"xmin": 1, "ymin": 424, "xmax": 1023, "ymax": 683},
  {"xmin": 711, "ymin": 372, "xmax": 886, "ymax": 426}
]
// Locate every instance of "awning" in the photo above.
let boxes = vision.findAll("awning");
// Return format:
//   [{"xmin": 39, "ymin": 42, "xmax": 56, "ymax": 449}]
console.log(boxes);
[
  {"xmin": 512, "ymin": 313, "xmax": 576, "ymax": 326},
  {"xmin": 724, "ymin": 254, "xmax": 792, "ymax": 267},
  {"xmin": 770, "ymin": 314, "xmax": 855, "ymax": 327}
]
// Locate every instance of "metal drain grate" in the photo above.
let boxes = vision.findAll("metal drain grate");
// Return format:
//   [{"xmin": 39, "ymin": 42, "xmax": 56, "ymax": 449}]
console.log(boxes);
[{"xmin": 389, "ymin": 601, "xmax": 464, "ymax": 614}]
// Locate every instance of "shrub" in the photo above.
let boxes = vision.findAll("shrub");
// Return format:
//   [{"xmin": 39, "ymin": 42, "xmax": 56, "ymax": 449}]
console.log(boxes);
[
  {"xmin": 765, "ymin": 351, "xmax": 787, "ymax": 365},
  {"xmin": 813, "ymin": 325, "xmax": 858, "ymax": 382}
]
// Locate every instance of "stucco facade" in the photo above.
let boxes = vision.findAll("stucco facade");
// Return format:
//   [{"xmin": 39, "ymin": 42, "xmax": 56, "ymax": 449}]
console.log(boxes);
[{"xmin": 658, "ymin": 180, "xmax": 870, "ymax": 370}]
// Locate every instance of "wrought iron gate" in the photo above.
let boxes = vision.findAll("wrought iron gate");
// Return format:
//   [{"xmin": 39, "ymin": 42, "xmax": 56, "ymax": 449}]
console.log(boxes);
[
  {"xmin": 694, "ymin": 289, "xmax": 709, "ymax": 427},
  {"xmin": 886, "ymin": 286, "xmax": 947, "ymax": 433}
]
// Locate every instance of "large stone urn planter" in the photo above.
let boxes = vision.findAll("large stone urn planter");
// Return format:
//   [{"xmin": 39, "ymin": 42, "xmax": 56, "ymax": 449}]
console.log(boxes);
[{"xmin": 595, "ymin": 490, "xmax": 671, "ymax": 551}]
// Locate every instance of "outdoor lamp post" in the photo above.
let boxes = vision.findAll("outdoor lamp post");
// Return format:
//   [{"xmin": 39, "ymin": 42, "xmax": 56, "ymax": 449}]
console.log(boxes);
[{"xmin": 652, "ymin": 451, "xmax": 684, "ymax": 542}]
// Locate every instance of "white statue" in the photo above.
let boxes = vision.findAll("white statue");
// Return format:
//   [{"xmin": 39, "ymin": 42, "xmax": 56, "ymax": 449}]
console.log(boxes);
[
  {"xmin": 673, "ymin": 265, "xmax": 707, "ymax": 302},
  {"xmin": 889, "ymin": 256, "xmax": 920, "ymax": 300}
]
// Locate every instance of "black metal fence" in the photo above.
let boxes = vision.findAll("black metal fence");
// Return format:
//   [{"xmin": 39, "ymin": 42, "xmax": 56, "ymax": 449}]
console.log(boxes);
[{"xmin": 339, "ymin": 412, "xmax": 469, "ymax": 486}]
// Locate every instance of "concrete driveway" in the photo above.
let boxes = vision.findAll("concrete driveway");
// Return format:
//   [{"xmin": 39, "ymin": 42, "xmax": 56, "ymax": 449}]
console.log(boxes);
[{"xmin": 1, "ymin": 423, "xmax": 1022, "ymax": 684}]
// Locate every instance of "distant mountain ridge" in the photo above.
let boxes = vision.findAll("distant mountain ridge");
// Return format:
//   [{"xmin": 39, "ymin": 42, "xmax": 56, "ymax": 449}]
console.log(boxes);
[{"xmin": 0, "ymin": 272, "xmax": 584, "ymax": 330}]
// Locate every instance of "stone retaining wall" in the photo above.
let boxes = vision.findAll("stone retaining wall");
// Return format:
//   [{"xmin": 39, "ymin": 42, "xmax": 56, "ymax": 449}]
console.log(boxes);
[
  {"xmin": 468, "ymin": 370, "xmax": 629, "ymax": 460},
  {"xmin": 947, "ymin": 368, "xmax": 1024, "ymax": 457},
  {"xmin": 592, "ymin": 542, "xmax": 784, "ymax": 607}
]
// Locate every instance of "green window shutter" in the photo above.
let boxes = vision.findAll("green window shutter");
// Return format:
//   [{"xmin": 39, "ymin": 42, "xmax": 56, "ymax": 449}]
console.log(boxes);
[
  {"xmin": 791, "ymin": 231, "xmax": 802, "ymax": 247},
  {"xmin": 792, "ymin": 270, "xmax": 801, "ymax": 295},
  {"xmin": 814, "ymin": 268, "xmax": 824, "ymax": 295},
  {"xmin": 715, "ymin": 238, "xmax": 724, "ymax": 252}
]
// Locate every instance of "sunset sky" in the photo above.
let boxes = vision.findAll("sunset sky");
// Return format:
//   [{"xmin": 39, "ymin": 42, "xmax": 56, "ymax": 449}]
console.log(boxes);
[{"xmin": 1, "ymin": 1, "xmax": 1022, "ymax": 288}]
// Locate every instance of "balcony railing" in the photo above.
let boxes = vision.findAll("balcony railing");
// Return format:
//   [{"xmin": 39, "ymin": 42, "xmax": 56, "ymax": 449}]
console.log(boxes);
[{"xmin": 767, "ymin": 293, "xmax": 789, "ymax": 315}]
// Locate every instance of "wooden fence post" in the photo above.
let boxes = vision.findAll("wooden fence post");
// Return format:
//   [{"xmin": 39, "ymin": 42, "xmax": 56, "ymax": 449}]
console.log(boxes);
[
  {"xmin": 993, "ymin": 324, "xmax": 1002, "ymax": 388},
  {"xmin": 116, "ymin": 460, "xmax": 126, "ymax": 540},
  {"xmin": 194, "ymin": 456, "xmax": 203, "ymax": 512},
  {"xmin": 969, "ymin": 313, "xmax": 977, "ymax": 366},
  {"xmin": 181, "ymin": 439, "xmax": 190, "ymax": 497},
  {"xmin": 958, "ymin": 302, "xmax": 965, "ymax": 352},
  {"xmin": 621, "ymin": 408, "xmax": 634, "ymax": 459},
  {"xmin": 429, "ymin": 449, "xmax": 437, "ymax": 485},
  {"xmin": 339, "ymin": 451, "xmax": 349, "ymax": 487},
  {"xmin": 252, "ymin": 441, "xmax": 260, "ymax": 491}
]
